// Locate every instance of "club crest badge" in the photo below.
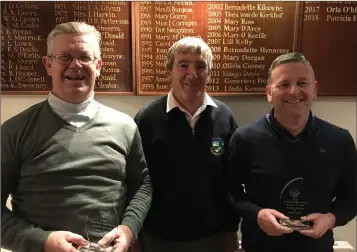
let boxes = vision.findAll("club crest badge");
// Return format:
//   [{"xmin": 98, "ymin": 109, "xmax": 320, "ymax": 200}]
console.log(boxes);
[{"xmin": 211, "ymin": 137, "xmax": 225, "ymax": 156}]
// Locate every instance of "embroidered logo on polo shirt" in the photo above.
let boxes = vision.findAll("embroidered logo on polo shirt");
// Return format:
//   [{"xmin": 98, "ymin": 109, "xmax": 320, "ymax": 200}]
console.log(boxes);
[{"xmin": 211, "ymin": 137, "xmax": 225, "ymax": 156}]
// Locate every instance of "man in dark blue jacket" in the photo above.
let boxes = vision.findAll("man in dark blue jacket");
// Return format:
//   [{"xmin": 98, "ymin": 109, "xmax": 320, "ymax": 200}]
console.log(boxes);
[{"xmin": 226, "ymin": 52, "xmax": 357, "ymax": 252}]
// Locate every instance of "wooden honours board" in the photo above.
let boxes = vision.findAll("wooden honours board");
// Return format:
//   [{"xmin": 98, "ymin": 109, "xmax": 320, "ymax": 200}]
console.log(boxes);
[
  {"xmin": 1, "ymin": 1, "xmax": 356, "ymax": 95},
  {"xmin": 301, "ymin": 1, "xmax": 357, "ymax": 95},
  {"xmin": 1, "ymin": 1, "xmax": 134, "ymax": 94},
  {"xmin": 134, "ymin": 1, "xmax": 300, "ymax": 95}
]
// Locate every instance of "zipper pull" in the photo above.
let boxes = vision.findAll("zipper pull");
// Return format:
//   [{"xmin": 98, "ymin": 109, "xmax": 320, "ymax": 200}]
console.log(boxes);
[{"xmin": 192, "ymin": 128, "xmax": 195, "ymax": 138}]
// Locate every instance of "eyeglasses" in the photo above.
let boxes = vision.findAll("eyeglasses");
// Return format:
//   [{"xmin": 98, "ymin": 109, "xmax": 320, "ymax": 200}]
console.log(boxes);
[{"xmin": 49, "ymin": 54, "xmax": 97, "ymax": 65}]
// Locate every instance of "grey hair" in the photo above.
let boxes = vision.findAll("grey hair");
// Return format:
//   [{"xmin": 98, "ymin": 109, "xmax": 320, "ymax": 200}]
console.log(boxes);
[
  {"xmin": 166, "ymin": 37, "xmax": 213, "ymax": 71},
  {"xmin": 47, "ymin": 22, "xmax": 101, "ymax": 57},
  {"xmin": 267, "ymin": 53, "xmax": 315, "ymax": 84}
]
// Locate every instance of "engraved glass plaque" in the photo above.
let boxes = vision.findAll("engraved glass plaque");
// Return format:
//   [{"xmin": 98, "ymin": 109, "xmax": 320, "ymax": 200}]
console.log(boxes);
[
  {"xmin": 279, "ymin": 177, "xmax": 311, "ymax": 231},
  {"xmin": 79, "ymin": 195, "xmax": 119, "ymax": 252}
]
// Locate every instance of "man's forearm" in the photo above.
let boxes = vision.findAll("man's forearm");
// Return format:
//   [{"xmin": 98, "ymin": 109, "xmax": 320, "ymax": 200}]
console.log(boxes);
[
  {"xmin": 1, "ymin": 207, "xmax": 52, "ymax": 252},
  {"xmin": 121, "ymin": 173, "xmax": 152, "ymax": 240},
  {"xmin": 122, "ymin": 128, "xmax": 153, "ymax": 240},
  {"xmin": 227, "ymin": 191, "xmax": 262, "ymax": 220},
  {"xmin": 330, "ymin": 196, "xmax": 356, "ymax": 227}
]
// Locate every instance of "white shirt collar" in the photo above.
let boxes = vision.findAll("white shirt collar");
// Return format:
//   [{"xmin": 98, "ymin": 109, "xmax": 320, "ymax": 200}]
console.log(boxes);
[
  {"xmin": 48, "ymin": 92, "xmax": 95, "ymax": 113},
  {"xmin": 166, "ymin": 90, "xmax": 217, "ymax": 114}
]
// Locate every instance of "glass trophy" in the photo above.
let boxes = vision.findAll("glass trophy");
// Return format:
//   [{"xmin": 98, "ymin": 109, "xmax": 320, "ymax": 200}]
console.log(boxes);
[
  {"xmin": 279, "ymin": 177, "xmax": 312, "ymax": 231},
  {"xmin": 78, "ymin": 195, "xmax": 119, "ymax": 252}
]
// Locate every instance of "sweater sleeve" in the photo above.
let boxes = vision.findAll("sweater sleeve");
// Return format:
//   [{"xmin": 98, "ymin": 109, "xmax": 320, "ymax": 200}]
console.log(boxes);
[
  {"xmin": 221, "ymin": 115, "xmax": 241, "ymax": 232},
  {"xmin": 226, "ymin": 130, "xmax": 262, "ymax": 220},
  {"xmin": 120, "ymin": 127, "xmax": 152, "ymax": 240},
  {"xmin": 330, "ymin": 131, "xmax": 357, "ymax": 227},
  {"xmin": 1, "ymin": 120, "xmax": 52, "ymax": 252}
]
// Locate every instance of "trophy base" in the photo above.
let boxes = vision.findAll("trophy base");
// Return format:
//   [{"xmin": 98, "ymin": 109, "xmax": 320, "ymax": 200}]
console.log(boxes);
[
  {"xmin": 78, "ymin": 243, "xmax": 114, "ymax": 252},
  {"xmin": 279, "ymin": 219, "xmax": 312, "ymax": 231}
]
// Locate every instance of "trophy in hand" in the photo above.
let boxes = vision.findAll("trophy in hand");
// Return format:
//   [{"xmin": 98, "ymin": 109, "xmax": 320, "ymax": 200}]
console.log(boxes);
[
  {"xmin": 279, "ymin": 177, "xmax": 312, "ymax": 231},
  {"xmin": 79, "ymin": 195, "xmax": 119, "ymax": 252}
]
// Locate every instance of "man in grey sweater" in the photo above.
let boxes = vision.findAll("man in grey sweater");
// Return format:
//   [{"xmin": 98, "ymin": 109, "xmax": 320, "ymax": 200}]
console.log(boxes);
[{"xmin": 1, "ymin": 22, "xmax": 152, "ymax": 252}]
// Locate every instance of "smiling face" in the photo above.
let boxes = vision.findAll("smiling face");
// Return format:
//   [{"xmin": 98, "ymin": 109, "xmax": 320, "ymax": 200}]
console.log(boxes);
[
  {"xmin": 168, "ymin": 50, "xmax": 210, "ymax": 107},
  {"xmin": 266, "ymin": 62, "xmax": 318, "ymax": 119},
  {"xmin": 42, "ymin": 33, "xmax": 102, "ymax": 104}
]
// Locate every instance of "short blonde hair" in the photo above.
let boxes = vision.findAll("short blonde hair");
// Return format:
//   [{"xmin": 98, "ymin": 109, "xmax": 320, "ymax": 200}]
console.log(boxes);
[
  {"xmin": 47, "ymin": 22, "xmax": 101, "ymax": 57},
  {"xmin": 166, "ymin": 37, "xmax": 213, "ymax": 71}
]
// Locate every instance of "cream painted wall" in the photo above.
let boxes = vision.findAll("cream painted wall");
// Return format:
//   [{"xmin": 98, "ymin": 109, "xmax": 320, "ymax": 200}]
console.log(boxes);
[{"xmin": 1, "ymin": 95, "xmax": 356, "ymax": 250}]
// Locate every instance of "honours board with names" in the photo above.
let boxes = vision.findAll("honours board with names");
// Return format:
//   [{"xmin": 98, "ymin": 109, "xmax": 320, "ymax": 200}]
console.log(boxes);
[
  {"xmin": 1, "ymin": 1, "xmax": 356, "ymax": 95},
  {"xmin": 134, "ymin": 1, "xmax": 300, "ymax": 95},
  {"xmin": 1, "ymin": 1, "xmax": 134, "ymax": 94},
  {"xmin": 301, "ymin": 1, "xmax": 357, "ymax": 95}
]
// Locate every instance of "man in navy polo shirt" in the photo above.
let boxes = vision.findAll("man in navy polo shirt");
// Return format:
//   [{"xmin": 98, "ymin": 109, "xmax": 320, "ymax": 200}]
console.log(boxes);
[{"xmin": 226, "ymin": 52, "xmax": 357, "ymax": 252}]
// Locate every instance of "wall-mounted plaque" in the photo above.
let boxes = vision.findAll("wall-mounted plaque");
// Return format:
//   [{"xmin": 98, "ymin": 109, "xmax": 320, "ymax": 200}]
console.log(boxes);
[
  {"xmin": 133, "ymin": 1, "xmax": 301, "ymax": 95},
  {"xmin": 300, "ymin": 1, "xmax": 357, "ymax": 95},
  {"xmin": 1, "ymin": 1, "xmax": 134, "ymax": 95},
  {"xmin": 1, "ymin": 1, "xmax": 356, "ymax": 96}
]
